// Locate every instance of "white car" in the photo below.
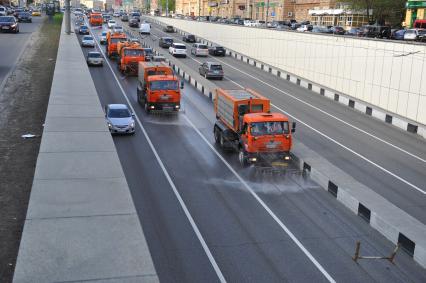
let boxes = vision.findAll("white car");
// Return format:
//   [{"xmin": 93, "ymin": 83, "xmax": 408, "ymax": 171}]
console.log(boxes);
[
  {"xmin": 81, "ymin": 35, "xmax": 95, "ymax": 47},
  {"xmin": 86, "ymin": 51, "xmax": 103, "ymax": 66},
  {"xmin": 404, "ymin": 29, "xmax": 420, "ymax": 41},
  {"xmin": 140, "ymin": 22, "xmax": 150, "ymax": 34},
  {"xmin": 243, "ymin": 20, "xmax": 254, "ymax": 27},
  {"xmin": 0, "ymin": 6, "xmax": 7, "ymax": 16},
  {"xmin": 100, "ymin": 31, "xmax": 107, "ymax": 44},
  {"xmin": 169, "ymin": 43, "xmax": 187, "ymax": 58},
  {"xmin": 191, "ymin": 43, "xmax": 208, "ymax": 56},
  {"xmin": 112, "ymin": 26, "xmax": 123, "ymax": 33},
  {"xmin": 107, "ymin": 20, "xmax": 116, "ymax": 29},
  {"xmin": 113, "ymin": 12, "xmax": 120, "ymax": 17}
]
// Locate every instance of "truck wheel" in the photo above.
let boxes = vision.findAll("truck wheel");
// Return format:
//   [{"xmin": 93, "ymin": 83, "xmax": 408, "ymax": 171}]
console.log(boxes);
[
  {"xmin": 239, "ymin": 148, "xmax": 249, "ymax": 167},
  {"xmin": 144, "ymin": 102, "xmax": 150, "ymax": 113},
  {"xmin": 214, "ymin": 127, "xmax": 221, "ymax": 144}
]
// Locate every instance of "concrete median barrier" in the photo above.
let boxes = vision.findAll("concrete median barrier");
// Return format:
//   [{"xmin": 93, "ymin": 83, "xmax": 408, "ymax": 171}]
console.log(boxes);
[{"xmin": 13, "ymin": 18, "xmax": 159, "ymax": 283}]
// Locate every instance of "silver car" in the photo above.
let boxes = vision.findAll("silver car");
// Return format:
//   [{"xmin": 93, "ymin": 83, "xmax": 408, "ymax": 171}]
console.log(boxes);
[
  {"xmin": 191, "ymin": 43, "xmax": 208, "ymax": 56},
  {"xmin": 81, "ymin": 35, "xmax": 95, "ymax": 47},
  {"xmin": 100, "ymin": 31, "xmax": 107, "ymax": 44},
  {"xmin": 105, "ymin": 104, "xmax": 135, "ymax": 134},
  {"xmin": 87, "ymin": 51, "xmax": 103, "ymax": 66}
]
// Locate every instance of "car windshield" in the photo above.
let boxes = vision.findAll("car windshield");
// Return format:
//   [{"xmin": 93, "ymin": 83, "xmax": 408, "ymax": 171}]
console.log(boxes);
[
  {"xmin": 83, "ymin": 36, "xmax": 93, "ymax": 40},
  {"xmin": 150, "ymin": 80, "xmax": 179, "ymax": 91},
  {"xmin": 124, "ymin": 49, "xmax": 144, "ymax": 56},
  {"xmin": 198, "ymin": 45, "xmax": 208, "ymax": 49},
  {"xmin": 88, "ymin": 53, "xmax": 101, "ymax": 58},
  {"xmin": 102, "ymin": 32, "xmax": 107, "ymax": 36},
  {"xmin": 216, "ymin": 46, "xmax": 224, "ymax": 50},
  {"xmin": 80, "ymin": 26, "xmax": 88, "ymax": 29},
  {"xmin": 250, "ymin": 121, "xmax": 289, "ymax": 136},
  {"xmin": 109, "ymin": 20, "xmax": 116, "ymax": 23},
  {"xmin": 164, "ymin": 38, "xmax": 173, "ymax": 43},
  {"xmin": 0, "ymin": 17, "xmax": 14, "ymax": 22},
  {"xmin": 210, "ymin": 64, "xmax": 222, "ymax": 70},
  {"xmin": 108, "ymin": 108, "xmax": 131, "ymax": 118},
  {"xmin": 174, "ymin": 45, "xmax": 186, "ymax": 49},
  {"xmin": 19, "ymin": 12, "xmax": 29, "ymax": 16},
  {"xmin": 418, "ymin": 30, "xmax": 426, "ymax": 35},
  {"xmin": 144, "ymin": 49, "xmax": 153, "ymax": 55}
]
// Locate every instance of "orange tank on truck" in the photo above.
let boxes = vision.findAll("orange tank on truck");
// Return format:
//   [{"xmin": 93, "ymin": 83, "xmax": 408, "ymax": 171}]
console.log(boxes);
[
  {"xmin": 106, "ymin": 32, "xmax": 127, "ymax": 58},
  {"xmin": 136, "ymin": 61, "xmax": 183, "ymax": 113},
  {"xmin": 117, "ymin": 42, "xmax": 146, "ymax": 75},
  {"xmin": 89, "ymin": 12, "xmax": 103, "ymax": 26},
  {"xmin": 213, "ymin": 88, "xmax": 296, "ymax": 167}
]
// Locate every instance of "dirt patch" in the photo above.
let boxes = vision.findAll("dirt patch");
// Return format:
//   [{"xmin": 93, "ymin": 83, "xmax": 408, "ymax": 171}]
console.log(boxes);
[{"xmin": 0, "ymin": 14, "xmax": 62, "ymax": 282}]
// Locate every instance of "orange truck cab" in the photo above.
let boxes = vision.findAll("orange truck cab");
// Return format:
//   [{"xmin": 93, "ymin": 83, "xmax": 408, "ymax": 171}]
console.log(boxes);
[
  {"xmin": 106, "ymin": 32, "xmax": 127, "ymax": 58},
  {"xmin": 89, "ymin": 12, "xmax": 103, "ymax": 26},
  {"xmin": 117, "ymin": 42, "xmax": 146, "ymax": 74},
  {"xmin": 213, "ymin": 88, "xmax": 296, "ymax": 167},
  {"xmin": 137, "ymin": 62, "xmax": 183, "ymax": 113}
]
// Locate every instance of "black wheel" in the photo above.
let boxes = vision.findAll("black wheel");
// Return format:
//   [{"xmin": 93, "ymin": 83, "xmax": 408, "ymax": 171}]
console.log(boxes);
[
  {"xmin": 238, "ymin": 148, "xmax": 249, "ymax": 167},
  {"xmin": 214, "ymin": 127, "xmax": 221, "ymax": 144},
  {"xmin": 144, "ymin": 101, "xmax": 150, "ymax": 113}
]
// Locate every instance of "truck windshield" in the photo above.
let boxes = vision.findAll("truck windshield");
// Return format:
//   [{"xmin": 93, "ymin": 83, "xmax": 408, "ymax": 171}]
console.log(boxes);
[
  {"xmin": 124, "ymin": 49, "xmax": 144, "ymax": 56},
  {"xmin": 250, "ymin": 121, "xmax": 289, "ymax": 136},
  {"xmin": 150, "ymin": 80, "xmax": 179, "ymax": 91},
  {"xmin": 111, "ymin": 38, "xmax": 125, "ymax": 43}
]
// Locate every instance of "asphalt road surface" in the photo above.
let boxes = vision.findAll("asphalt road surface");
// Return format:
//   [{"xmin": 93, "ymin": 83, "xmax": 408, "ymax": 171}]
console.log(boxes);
[
  {"xmin": 131, "ymin": 18, "xmax": 426, "ymax": 225},
  {"xmin": 0, "ymin": 16, "xmax": 45, "ymax": 88},
  {"xmin": 74, "ymin": 18, "xmax": 426, "ymax": 283}
]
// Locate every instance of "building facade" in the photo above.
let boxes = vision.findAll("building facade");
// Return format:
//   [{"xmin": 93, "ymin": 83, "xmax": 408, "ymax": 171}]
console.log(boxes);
[
  {"xmin": 175, "ymin": 0, "xmax": 295, "ymax": 21},
  {"xmin": 405, "ymin": 0, "xmax": 426, "ymax": 27}
]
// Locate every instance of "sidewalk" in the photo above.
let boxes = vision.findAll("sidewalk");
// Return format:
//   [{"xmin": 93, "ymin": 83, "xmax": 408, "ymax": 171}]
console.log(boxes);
[{"xmin": 12, "ymin": 20, "xmax": 159, "ymax": 283}]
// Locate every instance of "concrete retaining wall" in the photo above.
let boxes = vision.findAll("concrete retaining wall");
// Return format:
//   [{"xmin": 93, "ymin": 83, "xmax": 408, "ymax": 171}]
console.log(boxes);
[{"xmin": 148, "ymin": 17, "xmax": 426, "ymax": 132}]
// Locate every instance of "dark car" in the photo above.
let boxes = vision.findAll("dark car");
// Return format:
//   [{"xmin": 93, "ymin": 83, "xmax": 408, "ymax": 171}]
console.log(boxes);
[
  {"xmin": 311, "ymin": 26, "xmax": 332, "ymax": 34},
  {"xmin": 159, "ymin": 36, "xmax": 173, "ymax": 48},
  {"xmin": 13, "ymin": 8, "xmax": 23, "ymax": 17},
  {"xmin": 199, "ymin": 62, "xmax": 223, "ymax": 80},
  {"xmin": 17, "ymin": 12, "xmax": 32, "ymax": 23},
  {"xmin": 417, "ymin": 29, "xmax": 426, "ymax": 42},
  {"xmin": 183, "ymin": 34, "xmax": 196, "ymax": 43},
  {"xmin": 208, "ymin": 46, "xmax": 226, "ymax": 56},
  {"xmin": 121, "ymin": 14, "xmax": 129, "ymax": 22},
  {"xmin": 361, "ymin": 25, "xmax": 391, "ymax": 39},
  {"xmin": 163, "ymin": 25, "xmax": 174, "ymax": 32},
  {"xmin": 128, "ymin": 18, "xmax": 139, "ymax": 28},
  {"xmin": 330, "ymin": 26, "xmax": 345, "ymax": 35},
  {"xmin": 78, "ymin": 25, "xmax": 89, "ymax": 35},
  {"xmin": 0, "ymin": 16, "xmax": 19, "ymax": 33},
  {"xmin": 130, "ymin": 12, "xmax": 140, "ymax": 21},
  {"xmin": 143, "ymin": 48, "xmax": 153, "ymax": 60}
]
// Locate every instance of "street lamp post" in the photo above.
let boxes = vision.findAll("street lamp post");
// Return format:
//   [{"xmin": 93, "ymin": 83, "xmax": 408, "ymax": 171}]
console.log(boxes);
[
  {"xmin": 166, "ymin": 0, "xmax": 169, "ymax": 16},
  {"xmin": 65, "ymin": 0, "xmax": 71, "ymax": 34},
  {"xmin": 265, "ymin": 0, "xmax": 269, "ymax": 23}
]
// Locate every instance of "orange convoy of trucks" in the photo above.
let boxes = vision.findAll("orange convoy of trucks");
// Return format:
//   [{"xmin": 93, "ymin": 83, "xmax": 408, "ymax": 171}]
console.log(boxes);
[
  {"xmin": 137, "ymin": 62, "xmax": 183, "ymax": 113},
  {"xmin": 106, "ymin": 32, "xmax": 127, "ymax": 58},
  {"xmin": 89, "ymin": 12, "xmax": 103, "ymax": 26},
  {"xmin": 213, "ymin": 88, "xmax": 296, "ymax": 167},
  {"xmin": 117, "ymin": 42, "xmax": 146, "ymax": 74}
]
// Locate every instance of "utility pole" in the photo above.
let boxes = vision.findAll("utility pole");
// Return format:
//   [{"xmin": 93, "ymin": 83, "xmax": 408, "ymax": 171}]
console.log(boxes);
[
  {"xmin": 166, "ymin": 0, "xmax": 169, "ymax": 16},
  {"xmin": 65, "ymin": 0, "xmax": 71, "ymax": 34},
  {"xmin": 198, "ymin": 0, "xmax": 201, "ymax": 19}
]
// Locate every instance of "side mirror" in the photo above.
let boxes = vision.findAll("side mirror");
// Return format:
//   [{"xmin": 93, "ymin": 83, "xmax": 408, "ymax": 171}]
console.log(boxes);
[
  {"xmin": 180, "ymin": 81, "xmax": 184, "ymax": 89},
  {"xmin": 131, "ymin": 113, "xmax": 135, "ymax": 117},
  {"xmin": 291, "ymin": 122, "xmax": 296, "ymax": 133}
]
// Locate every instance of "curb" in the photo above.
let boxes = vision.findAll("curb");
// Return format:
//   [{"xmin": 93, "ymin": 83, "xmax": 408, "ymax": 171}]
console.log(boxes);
[
  {"xmin": 148, "ymin": 17, "xmax": 426, "ymax": 140},
  {"xmin": 132, "ymin": 24, "xmax": 426, "ymax": 269}
]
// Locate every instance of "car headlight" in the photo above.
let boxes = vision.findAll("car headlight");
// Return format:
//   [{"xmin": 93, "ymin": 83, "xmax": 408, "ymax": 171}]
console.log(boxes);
[
  {"xmin": 284, "ymin": 156, "xmax": 290, "ymax": 160},
  {"xmin": 108, "ymin": 123, "xmax": 112, "ymax": 128},
  {"xmin": 130, "ymin": 122, "xmax": 135, "ymax": 128}
]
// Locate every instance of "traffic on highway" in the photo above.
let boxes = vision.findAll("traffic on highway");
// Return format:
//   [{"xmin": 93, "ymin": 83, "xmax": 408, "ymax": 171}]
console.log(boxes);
[{"xmin": 68, "ymin": 9, "xmax": 426, "ymax": 282}]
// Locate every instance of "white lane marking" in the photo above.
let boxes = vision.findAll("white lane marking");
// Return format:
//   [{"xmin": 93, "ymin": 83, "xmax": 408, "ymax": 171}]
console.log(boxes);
[
  {"xmin": 148, "ymin": 22, "xmax": 426, "ymax": 164},
  {"xmin": 181, "ymin": 114, "xmax": 336, "ymax": 283},
  {"xmin": 88, "ymin": 22, "xmax": 227, "ymax": 283},
  {"xmin": 148, "ymin": 24, "xmax": 426, "ymax": 195}
]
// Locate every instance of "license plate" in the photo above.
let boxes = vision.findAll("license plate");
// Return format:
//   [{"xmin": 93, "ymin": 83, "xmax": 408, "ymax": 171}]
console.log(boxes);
[
  {"xmin": 214, "ymin": 71, "xmax": 219, "ymax": 74},
  {"xmin": 266, "ymin": 144, "xmax": 277, "ymax": 149},
  {"xmin": 2, "ymin": 26, "xmax": 10, "ymax": 30},
  {"xmin": 271, "ymin": 162, "xmax": 288, "ymax": 167},
  {"xmin": 163, "ymin": 106, "xmax": 173, "ymax": 111}
]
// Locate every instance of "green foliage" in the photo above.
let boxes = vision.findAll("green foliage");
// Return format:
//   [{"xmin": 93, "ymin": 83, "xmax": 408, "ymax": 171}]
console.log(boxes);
[
  {"xmin": 339, "ymin": 0, "xmax": 406, "ymax": 25},
  {"xmin": 159, "ymin": 0, "xmax": 175, "ymax": 13}
]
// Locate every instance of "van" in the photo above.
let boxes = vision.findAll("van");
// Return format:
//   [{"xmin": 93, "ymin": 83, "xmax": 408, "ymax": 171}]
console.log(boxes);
[{"xmin": 140, "ymin": 22, "xmax": 151, "ymax": 34}]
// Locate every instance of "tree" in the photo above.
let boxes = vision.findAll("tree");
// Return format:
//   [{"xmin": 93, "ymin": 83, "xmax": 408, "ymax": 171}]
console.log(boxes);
[
  {"xmin": 159, "ymin": 0, "xmax": 175, "ymax": 14},
  {"xmin": 339, "ymin": 0, "xmax": 406, "ymax": 26}
]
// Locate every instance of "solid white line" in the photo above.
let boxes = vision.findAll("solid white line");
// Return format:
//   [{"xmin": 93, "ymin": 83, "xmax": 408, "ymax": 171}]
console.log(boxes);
[
  {"xmin": 148, "ymin": 24, "xmax": 426, "ymax": 194},
  {"xmin": 149, "ymin": 21, "xmax": 426, "ymax": 164},
  {"xmin": 87, "ymin": 21, "xmax": 227, "ymax": 283},
  {"xmin": 182, "ymin": 115, "xmax": 336, "ymax": 283}
]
